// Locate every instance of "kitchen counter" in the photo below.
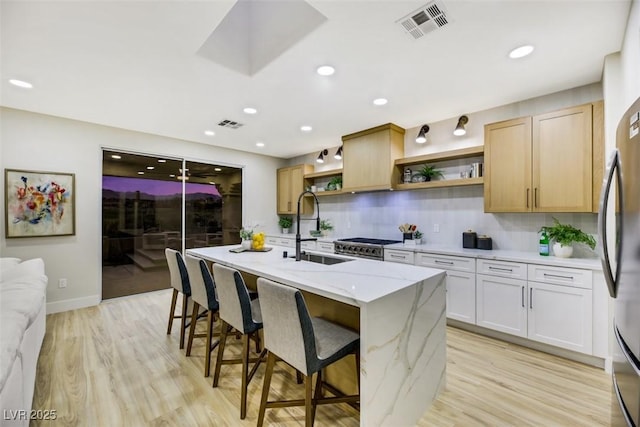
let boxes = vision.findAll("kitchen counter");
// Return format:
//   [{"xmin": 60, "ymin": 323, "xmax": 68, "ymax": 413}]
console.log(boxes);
[
  {"xmin": 386, "ymin": 242, "xmax": 602, "ymax": 270},
  {"xmin": 187, "ymin": 244, "xmax": 446, "ymax": 426}
]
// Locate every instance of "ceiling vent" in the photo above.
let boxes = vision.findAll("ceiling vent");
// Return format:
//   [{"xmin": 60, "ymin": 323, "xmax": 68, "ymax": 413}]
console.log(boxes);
[
  {"xmin": 217, "ymin": 119, "xmax": 244, "ymax": 129},
  {"xmin": 397, "ymin": 1, "xmax": 452, "ymax": 40}
]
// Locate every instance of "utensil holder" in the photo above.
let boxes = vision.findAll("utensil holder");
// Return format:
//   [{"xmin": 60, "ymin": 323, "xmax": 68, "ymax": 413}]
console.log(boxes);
[
  {"xmin": 462, "ymin": 231, "xmax": 477, "ymax": 248},
  {"xmin": 403, "ymin": 233, "xmax": 413, "ymax": 243}
]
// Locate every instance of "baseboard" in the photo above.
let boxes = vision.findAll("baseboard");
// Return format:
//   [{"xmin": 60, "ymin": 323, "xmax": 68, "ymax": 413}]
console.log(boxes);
[{"xmin": 46, "ymin": 294, "xmax": 101, "ymax": 314}]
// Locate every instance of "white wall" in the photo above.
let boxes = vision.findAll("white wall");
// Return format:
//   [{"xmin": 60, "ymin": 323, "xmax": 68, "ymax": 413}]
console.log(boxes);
[
  {"xmin": 289, "ymin": 83, "xmax": 602, "ymax": 255},
  {"xmin": 0, "ymin": 107, "xmax": 285, "ymax": 312}
]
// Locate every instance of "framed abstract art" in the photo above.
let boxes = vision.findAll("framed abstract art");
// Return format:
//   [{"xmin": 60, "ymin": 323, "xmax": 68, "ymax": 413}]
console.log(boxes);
[{"xmin": 5, "ymin": 169, "xmax": 75, "ymax": 238}]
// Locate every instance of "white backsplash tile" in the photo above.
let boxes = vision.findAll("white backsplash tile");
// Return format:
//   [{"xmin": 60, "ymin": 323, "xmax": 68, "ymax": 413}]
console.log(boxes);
[{"xmin": 296, "ymin": 186, "xmax": 598, "ymax": 257}]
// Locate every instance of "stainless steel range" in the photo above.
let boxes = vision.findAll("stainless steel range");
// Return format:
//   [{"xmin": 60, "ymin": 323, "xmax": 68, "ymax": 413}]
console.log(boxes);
[{"xmin": 334, "ymin": 238, "xmax": 402, "ymax": 260}]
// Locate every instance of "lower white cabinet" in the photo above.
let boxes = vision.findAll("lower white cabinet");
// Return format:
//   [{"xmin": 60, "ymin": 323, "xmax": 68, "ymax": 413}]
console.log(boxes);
[
  {"xmin": 265, "ymin": 236, "xmax": 294, "ymax": 248},
  {"xmin": 476, "ymin": 273, "xmax": 528, "ymax": 337},
  {"xmin": 384, "ymin": 249, "xmax": 415, "ymax": 264},
  {"xmin": 316, "ymin": 241, "xmax": 335, "ymax": 253},
  {"xmin": 527, "ymin": 280, "xmax": 593, "ymax": 354}
]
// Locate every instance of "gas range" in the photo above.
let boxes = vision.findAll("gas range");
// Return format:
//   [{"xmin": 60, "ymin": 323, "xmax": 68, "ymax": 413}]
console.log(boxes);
[{"xmin": 334, "ymin": 237, "xmax": 402, "ymax": 260}]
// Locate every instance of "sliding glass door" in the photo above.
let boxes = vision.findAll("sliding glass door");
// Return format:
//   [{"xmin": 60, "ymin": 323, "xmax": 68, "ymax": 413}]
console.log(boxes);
[{"xmin": 102, "ymin": 150, "xmax": 242, "ymax": 300}]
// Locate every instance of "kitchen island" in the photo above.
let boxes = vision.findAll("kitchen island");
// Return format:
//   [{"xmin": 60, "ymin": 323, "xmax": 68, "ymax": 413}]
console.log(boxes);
[{"xmin": 187, "ymin": 245, "xmax": 447, "ymax": 427}]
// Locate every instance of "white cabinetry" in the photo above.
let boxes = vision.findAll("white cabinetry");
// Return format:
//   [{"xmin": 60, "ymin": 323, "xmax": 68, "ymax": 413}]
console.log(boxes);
[
  {"xmin": 384, "ymin": 249, "xmax": 415, "ymax": 265},
  {"xmin": 527, "ymin": 265, "xmax": 593, "ymax": 353},
  {"xmin": 316, "ymin": 241, "xmax": 335, "ymax": 253},
  {"xmin": 476, "ymin": 271, "xmax": 528, "ymax": 337},
  {"xmin": 265, "ymin": 236, "xmax": 295, "ymax": 248},
  {"xmin": 416, "ymin": 253, "xmax": 476, "ymax": 324}
]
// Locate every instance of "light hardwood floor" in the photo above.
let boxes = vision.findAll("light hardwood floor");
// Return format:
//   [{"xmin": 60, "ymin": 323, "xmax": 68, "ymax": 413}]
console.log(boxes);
[{"xmin": 32, "ymin": 289, "xmax": 613, "ymax": 426}]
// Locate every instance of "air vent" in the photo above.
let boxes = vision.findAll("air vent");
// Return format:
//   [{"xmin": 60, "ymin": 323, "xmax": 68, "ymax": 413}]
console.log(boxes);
[
  {"xmin": 396, "ymin": 1, "xmax": 452, "ymax": 40},
  {"xmin": 217, "ymin": 119, "xmax": 244, "ymax": 129}
]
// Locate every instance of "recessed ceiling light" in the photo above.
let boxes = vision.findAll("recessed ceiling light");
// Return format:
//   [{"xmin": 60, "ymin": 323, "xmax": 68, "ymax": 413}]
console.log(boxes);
[
  {"xmin": 157, "ymin": 159, "xmax": 166, "ymax": 163},
  {"xmin": 111, "ymin": 154, "xmax": 122, "ymax": 160},
  {"xmin": 146, "ymin": 166, "xmax": 155, "ymax": 170},
  {"xmin": 209, "ymin": 181, "xmax": 216, "ymax": 185},
  {"xmin": 9, "ymin": 79, "xmax": 33, "ymax": 89},
  {"xmin": 169, "ymin": 174, "xmax": 176, "ymax": 178},
  {"xmin": 214, "ymin": 167, "xmax": 222, "ymax": 172},
  {"xmin": 204, "ymin": 130, "xmax": 215, "ymax": 136},
  {"xmin": 300, "ymin": 125, "xmax": 313, "ymax": 132},
  {"xmin": 509, "ymin": 45, "xmax": 534, "ymax": 59},
  {"xmin": 138, "ymin": 171, "xmax": 145, "ymax": 175},
  {"xmin": 317, "ymin": 65, "xmax": 335, "ymax": 76},
  {"xmin": 373, "ymin": 98, "xmax": 388, "ymax": 106},
  {"xmin": 256, "ymin": 142, "xmax": 265, "ymax": 147},
  {"xmin": 243, "ymin": 107, "xmax": 257, "ymax": 114}
]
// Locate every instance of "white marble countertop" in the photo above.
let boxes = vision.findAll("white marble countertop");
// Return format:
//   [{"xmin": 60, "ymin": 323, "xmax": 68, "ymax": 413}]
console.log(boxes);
[
  {"xmin": 385, "ymin": 242, "xmax": 603, "ymax": 270},
  {"xmin": 187, "ymin": 245, "xmax": 445, "ymax": 307}
]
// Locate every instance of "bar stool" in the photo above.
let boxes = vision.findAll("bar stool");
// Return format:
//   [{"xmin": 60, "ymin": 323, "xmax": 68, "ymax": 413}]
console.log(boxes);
[
  {"xmin": 165, "ymin": 248, "xmax": 191, "ymax": 349},
  {"xmin": 256, "ymin": 278, "xmax": 360, "ymax": 427},
  {"xmin": 184, "ymin": 254, "xmax": 220, "ymax": 377},
  {"xmin": 211, "ymin": 263, "xmax": 266, "ymax": 419}
]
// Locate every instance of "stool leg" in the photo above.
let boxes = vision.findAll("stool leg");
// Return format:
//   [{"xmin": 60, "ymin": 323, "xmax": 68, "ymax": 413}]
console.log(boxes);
[
  {"xmin": 186, "ymin": 301, "xmax": 200, "ymax": 357},
  {"xmin": 240, "ymin": 333, "xmax": 250, "ymax": 419},
  {"xmin": 312, "ymin": 369, "xmax": 323, "ymax": 425},
  {"xmin": 212, "ymin": 321, "xmax": 229, "ymax": 388},
  {"xmin": 167, "ymin": 289, "xmax": 178, "ymax": 335},
  {"xmin": 257, "ymin": 351, "xmax": 276, "ymax": 427},
  {"xmin": 305, "ymin": 372, "xmax": 314, "ymax": 427},
  {"xmin": 179, "ymin": 293, "xmax": 188, "ymax": 349},
  {"xmin": 204, "ymin": 310, "xmax": 213, "ymax": 377}
]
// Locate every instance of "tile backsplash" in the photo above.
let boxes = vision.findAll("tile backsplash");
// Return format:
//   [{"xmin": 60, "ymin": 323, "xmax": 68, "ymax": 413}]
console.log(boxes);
[{"xmin": 295, "ymin": 186, "xmax": 599, "ymax": 258}]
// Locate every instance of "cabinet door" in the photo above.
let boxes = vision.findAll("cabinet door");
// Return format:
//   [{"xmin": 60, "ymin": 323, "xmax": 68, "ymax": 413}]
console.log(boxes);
[
  {"xmin": 476, "ymin": 274, "xmax": 527, "ymax": 337},
  {"xmin": 446, "ymin": 270, "xmax": 476, "ymax": 324},
  {"xmin": 484, "ymin": 117, "xmax": 532, "ymax": 212},
  {"xmin": 533, "ymin": 104, "xmax": 593, "ymax": 212},
  {"xmin": 289, "ymin": 166, "xmax": 305, "ymax": 209},
  {"xmin": 527, "ymin": 281, "xmax": 593, "ymax": 354},
  {"xmin": 277, "ymin": 168, "xmax": 293, "ymax": 214}
]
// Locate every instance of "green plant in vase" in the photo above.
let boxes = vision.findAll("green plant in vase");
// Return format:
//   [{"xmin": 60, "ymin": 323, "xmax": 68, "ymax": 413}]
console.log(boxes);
[
  {"xmin": 278, "ymin": 216, "xmax": 293, "ymax": 233},
  {"xmin": 539, "ymin": 217, "xmax": 596, "ymax": 258},
  {"xmin": 326, "ymin": 176, "xmax": 343, "ymax": 191},
  {"xmin": 319, "ymin": 219, "xmax": 333, "ymax": 237},
  {"xmin": 419, "ymin": 164, "xmax": 444, "ymax": 181}
]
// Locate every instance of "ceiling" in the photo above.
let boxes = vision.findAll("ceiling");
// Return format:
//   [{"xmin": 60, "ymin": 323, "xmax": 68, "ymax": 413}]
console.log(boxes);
[{"xmin": 0, "ymin": 0, "xmax": 631, "ymax": 159}]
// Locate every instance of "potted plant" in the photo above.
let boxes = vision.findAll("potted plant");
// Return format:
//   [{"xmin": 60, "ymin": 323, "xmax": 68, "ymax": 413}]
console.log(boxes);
[
  {"xmin": 419, "ymin": 164, "xmax": 444, "ymax": 181},
  {"xmin": 239, "ymin": 228, "xmax": 253, "ymax": 249},
  {"xmin": 278, "ymin": 216, "xmax": 293, "ymax": 234},
  {"xmin": 319, "ymin": 219, "xmax": 333, "ymax": 237},
  {"xmin": 326, "ymin": 176, "xmax": 343, "ymax": 191},
  {"xmin": 414, "ymin": 230, "xmax": 423, "ymax": 244},
  {"xmin": 539, "ymin": 218, "xmax": 596, "ymax": 258}
]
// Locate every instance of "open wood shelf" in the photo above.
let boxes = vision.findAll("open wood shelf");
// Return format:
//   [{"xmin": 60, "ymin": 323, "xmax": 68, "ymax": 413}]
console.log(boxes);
[
  {"xmin": 394, "ymin": 177, "xmax": 483, "ymax": 191},
  {"xmin": 395, "ymin": 146, "xmax": 484, "ymax": 167},
  {"xmin": 304, "ymin": 190, "xmax": 344, "ymax": 197},
  {"xmin": 304, "ymin": 168, "xmax": 343, "ymax": 179}
]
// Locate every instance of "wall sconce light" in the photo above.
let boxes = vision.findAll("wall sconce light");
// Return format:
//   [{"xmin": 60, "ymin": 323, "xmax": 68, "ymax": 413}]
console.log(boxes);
[
  {"xmin": 453, "ymin": 115, "xmax": 469, "ymax": 136},
  {"xmin": 316, "ymin": 149, "xmax": 329, "ymax": 163},
  {"xmin": 334, "ymin": 146, "xmax": 343, "ymax": 160},
  {"xmin": 415, "ymin": 125, "xmax": 430, "ymax": 143}
]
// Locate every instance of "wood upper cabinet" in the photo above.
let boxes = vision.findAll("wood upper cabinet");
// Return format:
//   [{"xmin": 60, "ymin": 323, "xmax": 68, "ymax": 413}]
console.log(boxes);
[
  {"xmin": 277, "ymin": 164, "xmax": 313, "ymax": 215},
  {"xmin": 484, "ymin": 117, "xmax": 532, "ymax": 212},
  {"xmin": 484, "ymin": 102, "xmax": 602, "ymax": 213},
  {"xmin": 342, "ymin": 123, "xmax": 405, "ymax": 192}
]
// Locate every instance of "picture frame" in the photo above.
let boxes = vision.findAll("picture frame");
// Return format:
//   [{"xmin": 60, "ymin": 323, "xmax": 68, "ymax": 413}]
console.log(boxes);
[{"xmin": 4, "ymin": 169, "xmax": 75, "ymax": 238}]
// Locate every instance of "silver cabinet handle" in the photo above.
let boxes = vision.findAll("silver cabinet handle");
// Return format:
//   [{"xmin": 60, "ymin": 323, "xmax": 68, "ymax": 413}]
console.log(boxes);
[
  {"xmin": 521, "ymin": 286, "xmax": 525, "ymax": 308},
  {"xmin": 435, "ymin": 260, "xmax": 454, "ymax": 265},
  {"xmin": 489, "ymin": 266, "xmax": 513, "ymax": 272},
  {"xmin": 390, "ymin": 254, "xmax": 405, "ymax": 259},
  {"xmin": 543, "ymin": 273, "xmax": 575, "ymax": 281},
  {"xmin": 598, "ymin": 148, "xmax": 622, "ymax": 298},
  {"xmin": 529, "ymin": 288, "xmax": 533, "ymax": 309}
]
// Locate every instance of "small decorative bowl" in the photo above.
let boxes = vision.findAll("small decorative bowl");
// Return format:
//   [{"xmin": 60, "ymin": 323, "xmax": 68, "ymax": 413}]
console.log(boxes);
[{"xmin": 309, "ymin": 230, "xmax": 322, "ymax": 237}]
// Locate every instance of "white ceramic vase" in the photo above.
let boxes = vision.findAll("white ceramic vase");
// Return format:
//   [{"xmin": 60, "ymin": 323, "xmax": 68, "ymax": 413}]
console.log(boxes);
[
  {"xmin": 282, "ymin": 228, "xmax": 290, "ymax": 234},
  {"xmin": 241, "ymin": 240, "xmax": 252, "ymax": 250},
  {"xmin": 553, "ymin": 242, "xmax": 573, "ymax": 258}
]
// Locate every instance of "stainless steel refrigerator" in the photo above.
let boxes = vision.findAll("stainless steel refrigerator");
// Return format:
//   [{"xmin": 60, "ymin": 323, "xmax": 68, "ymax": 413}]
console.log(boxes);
[{"xmin": 599, "ymin": 96, "xmax": 640, "ymax": 426}]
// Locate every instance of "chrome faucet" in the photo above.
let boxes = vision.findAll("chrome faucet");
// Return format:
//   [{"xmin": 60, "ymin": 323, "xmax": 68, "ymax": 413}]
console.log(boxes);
[{"xmin": 295, "ymin": 190, "xmax": 321, "ymax": 261}]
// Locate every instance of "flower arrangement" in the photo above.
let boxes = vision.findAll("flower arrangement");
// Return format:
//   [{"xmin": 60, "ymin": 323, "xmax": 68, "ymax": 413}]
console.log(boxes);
[{"xmin": 239, "ymin": 228, "xmax": 253, "ymax": 240}]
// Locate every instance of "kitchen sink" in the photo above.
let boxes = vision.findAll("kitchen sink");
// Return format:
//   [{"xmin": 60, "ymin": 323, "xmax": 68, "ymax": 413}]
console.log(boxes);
[{"xmin": 293, "ymin": 253, "xmax": 354, "ymax": 265}]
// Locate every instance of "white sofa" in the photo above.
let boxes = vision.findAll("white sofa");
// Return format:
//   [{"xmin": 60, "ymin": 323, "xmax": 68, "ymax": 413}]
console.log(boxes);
[{"xmin": 0, "ymin": 258, "xmax": 47, "ymax": 426}]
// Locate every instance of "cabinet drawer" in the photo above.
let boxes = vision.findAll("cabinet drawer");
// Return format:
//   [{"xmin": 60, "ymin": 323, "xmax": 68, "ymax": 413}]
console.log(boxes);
[
  {"xmin": 528, "ymin": 264, "xmax": 592, "ymax": 289},
  {"xmin": 384, "ymin": 249, "xmax": 415, "ymax": 264},
  {"xmin": 415, "ymin": 253, "xmax": 475, "ymax": 273},
  {"xmin": 301, "ymin": 241, "xmax": 316, "ymax": 250},
  {"xmin": 477, "ymin": 259, "xmax": 527, "ymax": 280},
  {"xmin": 316, "ymin": 242, "xmax": 335, "ymax": 253},
  {"xmin": 266, "ymin": 236, "xmax": 294, "ymax": 247}
]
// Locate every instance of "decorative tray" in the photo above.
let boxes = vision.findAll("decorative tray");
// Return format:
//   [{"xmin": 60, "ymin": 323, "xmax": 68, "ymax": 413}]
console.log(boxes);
[{"xmin": 229, "ymin": 247, "xmax": 273, "ymax": 253}]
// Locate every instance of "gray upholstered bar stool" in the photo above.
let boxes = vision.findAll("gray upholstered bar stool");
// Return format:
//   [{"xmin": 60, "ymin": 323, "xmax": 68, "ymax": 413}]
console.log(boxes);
[
  {"xmin": 256, "ymin": 278, "xmax": 360, "ymax": 427},
  {"xmin": 212, "ymin": 263, "xmax": 267, "ymax": 419},
  {"xmin": 184, "ymin": 254, "xmax": 220, "ymax": 377},
  {"xmin": 165, "ymin": 248, "xmax": 191, "ymax": 349}
]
